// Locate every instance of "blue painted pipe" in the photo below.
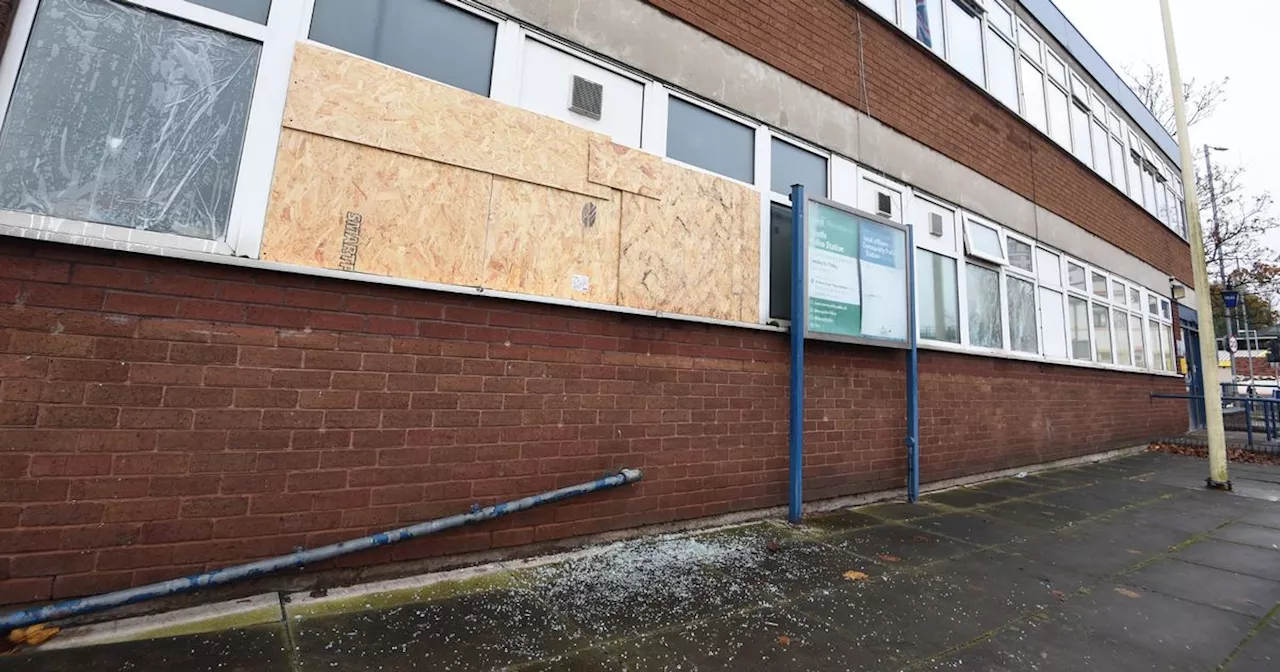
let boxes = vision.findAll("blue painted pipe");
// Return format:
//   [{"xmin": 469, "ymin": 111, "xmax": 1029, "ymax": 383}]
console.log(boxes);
[
  {"xmin": 1, "ymin": 469, "xmax": 643, "ymax": 631},
  {"xmin": 905, "ymin": 224, "xmax": 920, "ymax": 503},
  {"xmin": 788, "ymin": 184, "xmax": 806, "ymax": 524}
]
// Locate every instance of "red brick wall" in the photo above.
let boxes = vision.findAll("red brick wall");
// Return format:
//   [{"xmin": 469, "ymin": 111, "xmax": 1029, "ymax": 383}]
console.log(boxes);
[
  {"xmin": 644, "ymin": 0, "xmax": 1194, "ymax": 286},
  {"xmin": 0, "ymin": 240, "xmax": 1186, "ymax": 604}
]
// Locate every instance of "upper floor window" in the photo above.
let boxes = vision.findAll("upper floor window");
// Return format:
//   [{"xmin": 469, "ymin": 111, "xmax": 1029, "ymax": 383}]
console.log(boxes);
[{"xmin": 310, "ymin": 0, "xmax": 498, "ymax": 97}]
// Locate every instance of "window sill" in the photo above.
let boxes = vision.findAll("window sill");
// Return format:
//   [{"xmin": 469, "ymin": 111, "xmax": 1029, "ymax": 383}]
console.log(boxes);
[
  {"xmin": 0, "ymin": 210, "xmax": 234, "ymax": 256},
  {"xmin": 919, "ymin": 338, "xmax": 1183, "ymax": 378}
]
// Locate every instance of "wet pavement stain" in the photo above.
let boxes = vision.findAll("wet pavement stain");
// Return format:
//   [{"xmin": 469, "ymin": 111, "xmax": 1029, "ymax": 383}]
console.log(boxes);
[{"xmin": 8, "ymin": 452, "xmax": 1280, "ymax": 671}]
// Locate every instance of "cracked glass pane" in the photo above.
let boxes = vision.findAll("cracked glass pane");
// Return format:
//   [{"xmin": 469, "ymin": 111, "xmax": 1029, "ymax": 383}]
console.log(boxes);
[
  {"xmin": 966, "ymin": 263, "xmax": 1002, "ymax": 349},
  {"xmin": 0, "ymin": 0, "xmax": 260, "ymax": 241},
  {"xmin": 1007, "ymin": 275, "xmax": 1037, "ymax": 353}
]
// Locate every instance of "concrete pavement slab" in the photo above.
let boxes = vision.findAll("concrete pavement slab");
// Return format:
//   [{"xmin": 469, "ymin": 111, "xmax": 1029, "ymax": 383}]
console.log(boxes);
[
  {"xmin": 3, "ymin": 624, "xmax": 291, "ymax": 672},
  {"xmin": 1176, "ymin": 539, "xmax": 1280, "ymax": 582},
  {"xmin": 826, "ymin": 523, "xmax": 978, "ymax": 567},
  {"xmin": 1211, "ymin": 523, "xmax": 1280, "ymax": 550},
  {"xmin": 911, "ymin": 511, "xmax": 1040, "ymax": 547},
  {"xmin": 980, "ymin": 498, "xmax": 1093, "ymax": 530},
  {"xmin": 1122, "ymin": 558, "xmax": 1280, "ymax": 617},
  {"xmin": 922, "ymin": 488, "xmax": 1008, "ymax": 509},
  {"xmin": 1056, "ymin": 583, "xmax": 1257, "ymax": 667},
  {"xmin": 1226, "ymin": 615, "xmax": 1280, "ymax": 672}
]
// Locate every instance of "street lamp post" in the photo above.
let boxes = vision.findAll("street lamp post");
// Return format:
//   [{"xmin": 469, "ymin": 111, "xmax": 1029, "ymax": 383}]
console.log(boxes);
[{"xmin": 1160, "ymin": 0, "xmax": 1230, "ymax": 489}]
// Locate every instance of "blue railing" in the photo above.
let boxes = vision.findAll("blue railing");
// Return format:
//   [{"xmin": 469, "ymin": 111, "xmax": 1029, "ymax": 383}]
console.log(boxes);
[{"xmin": 1150, "ymin": 390, "xmax": 1280, "ymax": 450}]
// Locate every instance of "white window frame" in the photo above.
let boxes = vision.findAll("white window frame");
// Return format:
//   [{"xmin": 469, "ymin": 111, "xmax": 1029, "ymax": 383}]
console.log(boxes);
[
  {"xmin": 962, "ymin": 214, "xmax": 1008, "ymax": 265},
  {"xmin": 662, "ymin": 89, "xmax": 761, "ymax": 190},
  {"xmin": 1004, "ymin": 230, "xmax": 1041, "ymax": 355},
  {"xmin": 912, "ymin": 192, "xmax": 962, "ymax": 344},
  {"xmin": 0, "ymin": 0, "xmax": 307, "ymax": 257},
  {"xmin": 508, "ymin": 28, "xmax": 655, "ymax": 150},
  {"xmin": 1016, "ymin": 20, "xmax": 1042, "ymax": 66}
]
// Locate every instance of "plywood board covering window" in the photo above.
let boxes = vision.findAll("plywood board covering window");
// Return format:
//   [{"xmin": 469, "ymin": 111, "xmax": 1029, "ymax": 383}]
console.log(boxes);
[
  {"xmin": 262, "ymin": 129, "xmax": 490, "ymax": 286},
  {"xmin": 619, "ymin": 163, "xmax": 761, "ymax": 322},
  {"xmin": 485, "ymin": 177, "xmax": 622, "ymax": 304},
  {"xmin": 283, "ymin": 43, "xmax": 611, "ymax": 200}
]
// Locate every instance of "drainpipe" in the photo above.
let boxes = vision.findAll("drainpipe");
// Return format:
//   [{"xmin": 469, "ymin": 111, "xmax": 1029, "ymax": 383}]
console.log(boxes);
[{"xmin": 1, "ymin": 469, "xmax": 643, "ymax": 631}]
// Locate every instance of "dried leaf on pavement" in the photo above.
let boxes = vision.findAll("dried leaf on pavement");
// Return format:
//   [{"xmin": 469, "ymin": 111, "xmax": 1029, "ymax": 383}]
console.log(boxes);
[
  {"xmin": 777, "ymin": 635, "xmax": 791, "ymax": 646},
  {"xmin": 877, "ymin": 554, "xmax": 901, "ymax": 563},
  {"xmin": 843, "ymin": 570, "xmax": 870, "ymax": 582},
  {"xmin": 1114, "ymin": 587, "xmax": 1142, "ymax": 599}
]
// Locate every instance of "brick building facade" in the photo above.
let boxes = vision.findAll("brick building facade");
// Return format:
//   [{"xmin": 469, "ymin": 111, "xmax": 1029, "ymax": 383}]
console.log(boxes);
[{"xmin": 0, "ymin": 0, "xmax": 1191, "ymax": 606}]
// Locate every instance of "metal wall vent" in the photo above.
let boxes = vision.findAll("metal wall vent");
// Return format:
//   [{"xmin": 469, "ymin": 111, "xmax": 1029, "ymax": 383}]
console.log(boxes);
[
  {"xmin": 569, "ymin": 75, "xmax": 604, "ymax": 120},
  {"xmin": 877, "ymin": 193, "xmax": 893, "ymax": 217},
  {"xmin": 929, "ymin": 213, "xmax": 944, "ymax": 237}
]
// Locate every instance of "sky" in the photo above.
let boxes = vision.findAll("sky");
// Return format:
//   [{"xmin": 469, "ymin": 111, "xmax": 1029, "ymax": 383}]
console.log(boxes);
[{"xmin": 1051, "ymin": 0, "xmax": 1280, "ymax": 256}]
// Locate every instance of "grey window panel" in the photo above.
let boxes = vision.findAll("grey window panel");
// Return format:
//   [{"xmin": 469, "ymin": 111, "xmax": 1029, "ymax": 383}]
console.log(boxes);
[
  {"xmin": 769, "ymin": 202, "xmax": 793, "ymax": 321},
  {"xmin": 310, "ymin": 0, "xmax": 497, "ymax": 97},
  {"xmin": 771, "ymin": 139, "xmax": 826, "ymax": 197},
  {"xmin": 0, "ymin": 0, "xmax": 259, "ymax": 241},
  {"xmin": 666, "ymin": 98, "xmax": 754, "ymax": 184},
  {"xmin": 1007, "ymin": 238, "xmax": 1033, "ymax": 272},
  {"xmin": 966, "ymin": 264, "xmax": 1003, "ymax": 349},
  {"xmin": 188, "ymin": 0, "xmax": 271, "ymax": 23}
]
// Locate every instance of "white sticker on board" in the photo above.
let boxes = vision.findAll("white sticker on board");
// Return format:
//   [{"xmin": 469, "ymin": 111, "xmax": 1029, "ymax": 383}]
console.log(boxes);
[{"xmin": 572, "ymin": 274, "xmax": 591, "ymax": 293}]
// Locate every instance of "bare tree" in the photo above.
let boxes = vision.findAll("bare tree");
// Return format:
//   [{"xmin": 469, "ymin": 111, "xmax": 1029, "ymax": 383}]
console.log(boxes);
[
  {"xmin": 1125, "ymin": 62, "xmax": 1274, "ymax": 288},
  {"xmin": 1196, "ymin": 162, "xmax": 1277, "ymax": 280},
  {"xmin": 1123, "ymin": 63, "xmax": 1228, "ymax": 136}
]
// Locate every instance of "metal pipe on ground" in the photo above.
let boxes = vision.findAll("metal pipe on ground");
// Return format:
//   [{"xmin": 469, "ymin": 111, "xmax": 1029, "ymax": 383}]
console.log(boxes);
[{"xmin": 0, "ymin": 469, "xmax": 644, "ymax": 632}]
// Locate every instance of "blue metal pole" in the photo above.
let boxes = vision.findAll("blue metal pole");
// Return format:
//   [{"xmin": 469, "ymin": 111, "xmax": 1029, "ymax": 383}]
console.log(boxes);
[
  {"xmin": 905, "ymin": 225, "xmax": 920, "ymax": 503},
  {"xmin": 788, "ymin": 184, "xmax": 806, "ymax": 524},
  {"xmin": 0, "ymin": 469, "xmax": 643, "ymax": 631}
]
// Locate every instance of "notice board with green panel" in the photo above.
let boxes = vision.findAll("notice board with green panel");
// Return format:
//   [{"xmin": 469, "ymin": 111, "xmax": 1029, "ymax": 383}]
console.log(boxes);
[{"xmin": 803, "ymin": 197, "xmax": 912, "ymax": 348}]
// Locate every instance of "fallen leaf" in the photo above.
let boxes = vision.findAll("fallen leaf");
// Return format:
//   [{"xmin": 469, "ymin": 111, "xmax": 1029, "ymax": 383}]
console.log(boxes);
[
  {"xmin": 843, "ymin": 570, "xmax": 870, "ymax": 582},
  {"xmin": 1127, "ymin": 549, "xmax": 1143, "ymax": 555},
  {"xmin": 777, "ymin": 635, "xmax": 791, "ymax": 646},
  {"xmin": 4, "ymin": 624, "xmax": 59, "ymax": 652},
  {"xmin": 766, "ymin": 540, "xmax": 782, "ymax": 553},
  {"xmin": 1050, "ymin": 589, "xmax": 1067, "ymax": 601},
  {"xmin": 877, "ymin": 554, "xmax": 901, "ymax": 563},
  {"xmin": 1114, "ymin": 588, "xmax": 1142, "ymax": 599}
]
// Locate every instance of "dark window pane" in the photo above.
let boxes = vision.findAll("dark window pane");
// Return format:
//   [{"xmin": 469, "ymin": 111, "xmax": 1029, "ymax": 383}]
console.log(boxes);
[
  {"xmin": 769, "ymin": 202, "xmax": 793, "ymax": 320},
  {"xmin": 188, "ymin": 0, "xmax": 271, "ymax": 23},
  {"xmin": 771, "ymin": 139, "xmax": 826, "ymax": 196},
  {"xmin": 666, "ymin": 98, "xmax": 754, "ymax": 184},
  {"xmin": 311, "ymin": 0, "xmax": 496, "ymax": 96},
  {"xmin": 0, "ymin": 0, "xmax": 259, "ymax": 241}
]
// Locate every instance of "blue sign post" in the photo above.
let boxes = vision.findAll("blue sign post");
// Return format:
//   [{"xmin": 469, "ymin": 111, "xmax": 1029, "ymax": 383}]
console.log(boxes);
[{"xmin": 787, "ymin": 187, "xmax": 920, "ymax": 522}]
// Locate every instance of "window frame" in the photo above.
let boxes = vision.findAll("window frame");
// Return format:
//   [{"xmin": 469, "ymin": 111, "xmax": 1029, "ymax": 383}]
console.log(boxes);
[
  {"xmin": 962, "ymin": 213, "xmax": 1008, "ymax": 266},
  {"xmin": 663, "ymin": 90, "xmax": 760, "ymax": 188},
  {"xmin": 0, "ymin": 0, "xmax": 303, "ymax": 257},
  {"xmin": 1004, "ymin": 230, "xmax": 1040, "ymax": 355}
]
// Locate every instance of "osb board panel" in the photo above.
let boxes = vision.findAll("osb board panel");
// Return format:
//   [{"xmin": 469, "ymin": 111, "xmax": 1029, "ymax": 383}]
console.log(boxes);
[
  {"xmin": 484, "ymin": 177, "xmax": 621, "ymax": 305},
  {"xmin": 284, "ymin": 43, "xmax": 611, "ymax": 200},
  {"xmin": 588, "ymin": 138, "xmax": 665, "ymax": 200},
  {"xmin": 619, "ymin": 166, "xmax": 761, "ymax": 322},
  {"xmin": 261, "ymin": 129, "xmax": 489, "ymax": 286}
]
